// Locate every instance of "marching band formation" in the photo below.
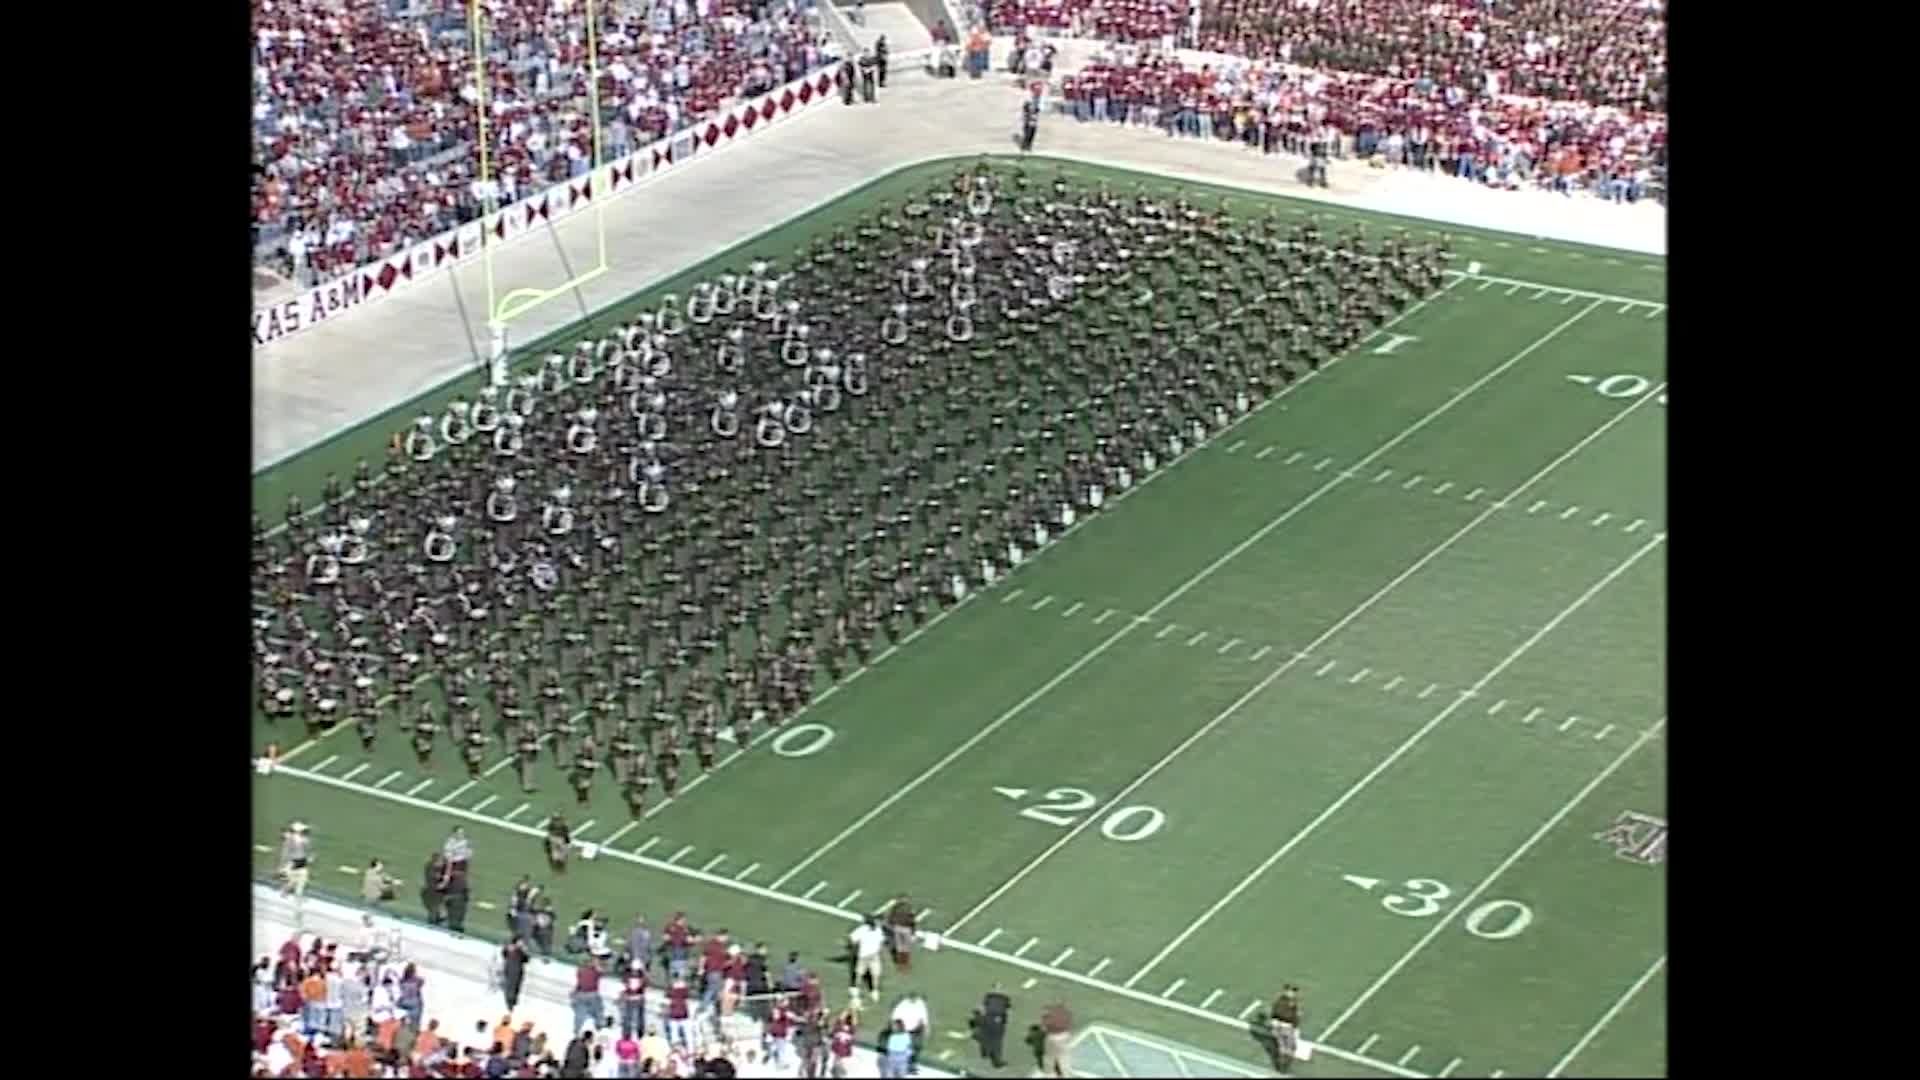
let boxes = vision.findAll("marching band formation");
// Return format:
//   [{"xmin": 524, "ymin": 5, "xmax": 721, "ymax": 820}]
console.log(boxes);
[{"xmin": 252, "ymin": 161, "xmax": 1453, "ymax": 822}]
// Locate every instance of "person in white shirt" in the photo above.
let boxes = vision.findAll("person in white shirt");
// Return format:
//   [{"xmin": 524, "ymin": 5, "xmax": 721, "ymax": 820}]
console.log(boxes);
[
  {"xmin": 848, "ymin": 917, "xmax": 885, "ymax": 1003},
  {"xmin": 889, "ymin": 992, "xmax": 930, "ymax": 1069}
]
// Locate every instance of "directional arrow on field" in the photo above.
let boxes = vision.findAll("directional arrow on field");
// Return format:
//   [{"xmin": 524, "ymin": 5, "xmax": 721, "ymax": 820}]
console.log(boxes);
[
  {"xmin": 1341, "ymin": 873, "xmax": 1383, "ymax": 891},
  {"xmin": 1566, "ymin": 374, "xmax": 1596, "ymax": 385},
  {"xmin": 993, "ymin": 786, "xmax": 1030, "ymax": 801}
]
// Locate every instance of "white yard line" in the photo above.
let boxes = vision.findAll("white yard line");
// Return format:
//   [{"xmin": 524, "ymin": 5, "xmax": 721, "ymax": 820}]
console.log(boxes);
[
  {"xmin": 285, "ymin": 741, "xmax": 1433, "ymax": 1078},
  {"xmin": 766, "ymin": 286, "xmax": 1484, "ymax": 893},
  {"xmin": 1126, "ymin": 530, "xmax": 1666, "ymax": 990},
  {"xmin": 603, "ymin": 821, "xmax": 641, "ymax": 848},
  {"xmin": 1087, "ymin": 957, "xmax": 1111, "ymax": 979},
  {"xmin": 735, "ymin": 861, "xmax": 762, "ymax": 881},
  {"xmin": 802, "ymin": 881, "xmax": 829, "ymax": 901},
  {"xmin": 1545, "ymin": 955, "xmax": 1667, "ymax": 1077},
  {"xmin": 959, "ymin": 344, "xmax": 1646, "ymax": 944},
  {"xmin": 437, "ymin": 780, "xmax": 477, "ymax": 805},
  {"xmin": 1320, "ymin": 719, "xmax": 1669, "ymax": 1041}
]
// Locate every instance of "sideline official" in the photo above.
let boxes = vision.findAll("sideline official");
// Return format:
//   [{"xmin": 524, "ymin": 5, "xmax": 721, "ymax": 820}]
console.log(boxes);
[{"xmin": 972, "ymin": 983, "xmax": 1011, "ymax": 1068}]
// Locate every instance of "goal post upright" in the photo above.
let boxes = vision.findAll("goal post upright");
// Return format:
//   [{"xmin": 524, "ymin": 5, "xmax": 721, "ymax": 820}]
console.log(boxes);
[{"xmin": 474, "ymin": 0, "xmax": 611, "ymax": 342}]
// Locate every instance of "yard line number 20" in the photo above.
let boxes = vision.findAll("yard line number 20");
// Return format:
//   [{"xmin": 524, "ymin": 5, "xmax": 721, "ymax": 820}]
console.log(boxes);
[
  {"xmin": 1019, "ymin": 787, "xmax": 1167, "ymax": 842},
  {"xmin": 1382, "ymin": 878, "xmax": 1534, "ymax": 940}
]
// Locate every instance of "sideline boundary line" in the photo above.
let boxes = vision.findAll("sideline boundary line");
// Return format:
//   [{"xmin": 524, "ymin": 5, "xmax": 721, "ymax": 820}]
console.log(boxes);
[{"xmin": 265, "ymin": 759, "xmax": 1421, "ymax": 1078}]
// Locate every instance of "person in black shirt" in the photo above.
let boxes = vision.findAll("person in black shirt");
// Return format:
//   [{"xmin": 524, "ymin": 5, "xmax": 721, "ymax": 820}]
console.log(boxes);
[
  {"xmin": 841, "ymin": 58, "xmax": 856, "ymax": 106},
  {"xmin": 875, "ymin": 35, "xmax": 889, "ymax": 88},
  {"xmin": 1020, "ymin": 97, "xmax": 1040, "ymax": 153},
  {"xmin": 973, "ymin": 983, "xmax": 1012, "ymax": 1068}
]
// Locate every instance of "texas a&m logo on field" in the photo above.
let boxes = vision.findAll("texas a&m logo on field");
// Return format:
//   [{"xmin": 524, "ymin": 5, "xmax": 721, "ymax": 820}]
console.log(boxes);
[{"xmin": 1594, "ymin": 811, "xmax": 1667, "ymax": 866}]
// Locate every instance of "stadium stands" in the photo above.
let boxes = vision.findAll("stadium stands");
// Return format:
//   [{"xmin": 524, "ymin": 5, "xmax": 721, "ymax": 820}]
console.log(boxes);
[
  {"xmin": 1036, "ymin": 0, "xmax": 1666, "ymax": 203},
  {"xmin": 989, "ymin": 0, "xmax": 1185, "ymax": 42},
  {"xmin": 252, "ymin": 0, "xmax": 837, "ymax": 289},
  {"xmin": 253, "ymin": 911, "xmax": 858, "ymax": 1077},
  {"xmin": 1198, "ymin": 0, "xmax": 1667, "ymax": 113},
  {"xmin": 1058, "ymin": 54, "xmax": 1663, "ymax": 200}
]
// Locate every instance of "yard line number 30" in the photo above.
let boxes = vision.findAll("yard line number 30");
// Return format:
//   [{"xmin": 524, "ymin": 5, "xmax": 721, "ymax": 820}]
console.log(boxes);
[
  {"xmin": 1019, "ymin": 787, "xmax": 1167, "ymax": 842},
  {"xmin": 1382, "ymin": 878, "xmax": 1535, "ymax": 940}
]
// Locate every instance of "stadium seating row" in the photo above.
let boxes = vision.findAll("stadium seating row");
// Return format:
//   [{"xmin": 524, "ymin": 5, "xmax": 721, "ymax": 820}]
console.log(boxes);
[{"xmin": 252, "ymin": 0, "xmax": 836, "ymax": 289}]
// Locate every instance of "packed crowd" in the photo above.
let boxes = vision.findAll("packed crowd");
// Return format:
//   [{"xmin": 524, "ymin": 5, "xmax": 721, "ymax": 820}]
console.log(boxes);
[
  {"xmin": 252, "ymin": 886, "xmax": 936, "ymax": 1077},
  {"xmin": 987, "ymin": 1, "xmax": 1664, "ymax": 200},
  {"xmin": 252, "ymin": 0, "xmax": 836, "ymax": 287},
  {"xmin": 1198, "ymin": 0, "xmax": 1667, "ymax": 113},
  {"xmin": 1058, "ymin": 53, "xmax": 1661, "ymax": 198},
  {"xmin": 988, "ymin": 0, "xmax": 1185, "ymax": 41}
]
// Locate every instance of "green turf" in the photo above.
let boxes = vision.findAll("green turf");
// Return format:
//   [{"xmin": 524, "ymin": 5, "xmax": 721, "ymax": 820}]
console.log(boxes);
[{"xmin": 255, "ymin": 155, "xmax": 1667, "ymax": 1078}]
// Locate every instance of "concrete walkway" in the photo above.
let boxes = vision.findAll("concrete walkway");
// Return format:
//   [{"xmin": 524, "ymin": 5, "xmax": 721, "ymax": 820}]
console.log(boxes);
[{"xmin": 253, "ymin": 66, "xmax": 1664, "ymax": 471}]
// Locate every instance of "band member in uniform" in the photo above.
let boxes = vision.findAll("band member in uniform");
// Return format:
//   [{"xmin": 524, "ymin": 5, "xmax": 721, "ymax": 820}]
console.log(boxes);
[
  {"xmin": 885, "ymin": 896, "xmax": 918, "ymax": 972},
  {"xmin": 462, "ymin": 725, "xmax": 489, "ymax": 779},
  {"xmin": 515, "ymin": 722, "xmax": 541, "ymax": 793},
  {"xmin": 545, "ymin": 811, "xmax": 573, "ymax": 874},
  {"xmin": 412, "ymin": 705, "xmax": 440, "ymax": 768},
  {"xmin": 571, "ymin": 734, "xmax": 599, "ymax": 805},
  {"xmin": 1268, "ymin": 985, "xmax": 1302, "ymax": 1072},
  {"xmin": 1020, "ymin": 92, "xmax": 1041, "ymax": 153},
  {"xmin": 355, "ymin": 705, "xmax": 379, "ymax": 753}
]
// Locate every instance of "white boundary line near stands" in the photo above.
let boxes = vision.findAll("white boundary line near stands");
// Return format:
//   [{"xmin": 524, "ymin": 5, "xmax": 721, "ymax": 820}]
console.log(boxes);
[{"xmin": 264, "ymin": 761, "xmax": 1419, "ymax": 1078}]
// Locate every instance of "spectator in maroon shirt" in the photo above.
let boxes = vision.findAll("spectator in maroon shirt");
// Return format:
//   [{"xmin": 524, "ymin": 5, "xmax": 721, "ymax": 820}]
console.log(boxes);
[
  {"xmin": 700, "ymin": 930, "xmax": 731, "ymax": 1009},
  {"xmin": 570, "ymin": 958, "xmax": 603, "ymax": 1036},
  {"xmin": 664, "ymin": 977, "xmax": 694, "ymax": 1052}
]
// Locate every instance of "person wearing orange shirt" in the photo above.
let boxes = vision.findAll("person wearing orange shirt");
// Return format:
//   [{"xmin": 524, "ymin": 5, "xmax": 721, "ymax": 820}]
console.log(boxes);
[{"xmin": 301, "ymin": 969, "xmax": 328, "ymax": 1036}]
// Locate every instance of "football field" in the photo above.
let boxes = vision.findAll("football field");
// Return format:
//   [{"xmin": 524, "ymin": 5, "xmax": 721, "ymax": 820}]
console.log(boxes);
[{"xmin": 254, "ymin": 157, "xmax": 1667, "ymax": 1078}]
